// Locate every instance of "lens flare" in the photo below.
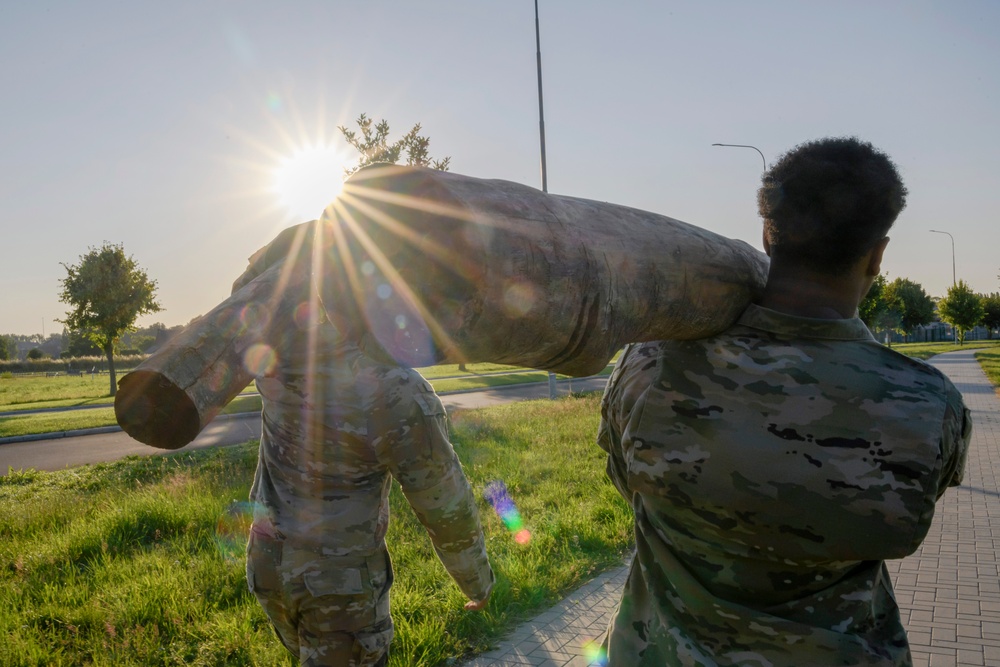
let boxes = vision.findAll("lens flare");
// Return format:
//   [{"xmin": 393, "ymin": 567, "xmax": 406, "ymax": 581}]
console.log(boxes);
[
  {"xmin": 215, "ymin": 501, "xmax": 255, "ymax": 560},
  {"xmin": 502, "ymin": 280, "xmax": 538, "ymax": 318},
  {"xmin": 243, "ymin": 343, "xmax": 277, "ymax": 376},
  {"xmin": 484, "ymin": 480, "xmax": 531, "ymax": 545},
  {"xmin": 583, "ymin": 640, "xmax": 608, "ymax": 666}
]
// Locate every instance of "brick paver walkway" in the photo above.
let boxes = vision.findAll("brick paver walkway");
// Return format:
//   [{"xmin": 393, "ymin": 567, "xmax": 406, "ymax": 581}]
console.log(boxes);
[{"xmin": 461, "ymin": 349, "xmax": 1000, "ymax": 666}]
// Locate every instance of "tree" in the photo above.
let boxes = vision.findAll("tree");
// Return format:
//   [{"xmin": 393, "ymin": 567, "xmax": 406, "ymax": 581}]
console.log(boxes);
[
  {"xmin": 979, "ymin": 292, "xmax": 1000, "ymax": 340},
  {"xmin": 63, "ymin": 328, "xmax": 103, "ymax": 358},
  {"xmin": 858, "ymin": 273, "xmax": 888, "ymax": 328},
  {"xmin": 339, "ymin": 113, "xmax": 451, "ymax": 176},
  {"xmin": 58, "ymin": 243, "xmax": 162, "ymax": 395},
  {"xmin": 937, "ymin": 280, "xmax": 984, "ymax": 345},
  {"xmin": 27, "ymin": 348, "xmax": 45, "ymax": 360},
  {"xmin": 882, "ymin": 278, "xmax": 935, "ymax": 341},
  {"xmin": 0, "ymin": 335, "xmax": 10, "ymax": 361}
]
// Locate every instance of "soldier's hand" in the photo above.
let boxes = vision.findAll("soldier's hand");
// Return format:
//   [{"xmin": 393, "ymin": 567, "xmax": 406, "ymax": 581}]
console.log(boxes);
[{"xmin": 464, "ymin": 596, "xmax": 489, "ymax": 612}]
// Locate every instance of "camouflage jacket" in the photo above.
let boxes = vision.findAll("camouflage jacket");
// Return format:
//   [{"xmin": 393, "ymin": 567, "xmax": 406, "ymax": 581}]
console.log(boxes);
[
  {"xmin": 249, "ymin": 319, "xmax": 494, "ymax": 603},
  {"xmin": 598, "ymin": 304, "xmax": 971, "ymax": 666}
]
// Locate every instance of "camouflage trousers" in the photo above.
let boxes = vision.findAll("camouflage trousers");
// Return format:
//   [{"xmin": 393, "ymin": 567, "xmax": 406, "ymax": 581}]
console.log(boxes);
[{"xmin": 246, "ymin": 525, "xmax": 395, "ymax": 666}]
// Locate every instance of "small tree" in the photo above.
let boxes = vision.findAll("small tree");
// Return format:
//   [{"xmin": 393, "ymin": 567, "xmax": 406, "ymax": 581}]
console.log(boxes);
[
  {"xmin": 58, "ymin": 243, "xmax": 162, "ymax": 395},
  {"xmin": 980, "ymin": 292, "xmax": 1000, "ymax": 340},
  {"xmin": 27, "ymin": 348, "xmax": 45, "ymax": 360},
  {"xmin": 339, "ymin": 113, "xmax": 451, "ymax": 176},
  {"xmin": 0, "ymin": 335, "xmax": 9, "ymax": 361},
  {"xmin": 858, "ymin": 273, "xmax": 888, "ymax": 329},
  {"xmin": 937, "ymin": 280, "xmax": 984, "ymax": 345},
  {"xmin": 883, "ymin": 278, "xmax": 935, "ymax": 341}
]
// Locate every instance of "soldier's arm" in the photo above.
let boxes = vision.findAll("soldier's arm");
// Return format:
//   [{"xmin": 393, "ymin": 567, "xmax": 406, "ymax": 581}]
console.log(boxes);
[
  {"xmin": 375, "ymin": 382, "xmax": 495, "ymax": 606},
  {"xmin": 597, "ymin": 343, "xmax": 652, "ymax": 502},
  {"xmin": 937, "ymin": 380, "xmax": 972, "ymax": 496}
]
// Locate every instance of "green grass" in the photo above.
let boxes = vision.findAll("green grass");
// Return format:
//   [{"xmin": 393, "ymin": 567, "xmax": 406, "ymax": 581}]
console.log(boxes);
[
  {"xmin": 0, "ymin": 374, "xmax": 260, "ymax": 413},
  {"xmin": 887, "ymin": 339, "xmax": 1000, "ymax": 360},
  {"xmin": 0, "ymin": 393, "xmax": 632, "ymax": 666},
  {"xmin": 0, "ymin": 365, "xmax": 613, "ymax": 439},
  {"xmin": 0, "ymin": 396, "xmax": 265, "ymax": 440},
  {"xmin": 0, "ymin": 373, "xmax": 117, "ymax": 410},
  {"xmin": 975, "ymin": 349, "xmax": 1000, "ymax": 394}
]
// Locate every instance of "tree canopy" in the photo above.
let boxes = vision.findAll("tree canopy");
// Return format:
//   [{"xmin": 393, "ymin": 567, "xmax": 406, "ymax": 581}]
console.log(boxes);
[
  {"xmin": 339, "ymin": 113, "xmax": 451, "ymax": 176},
  {"xmin": 979, "ymin": 292, "xmax": 1000, "ymax": 340},
  {"xmin": 937, "ymin": 280, "xmax": 984, "ymax": 345},
  {"xmin": 858, "ymin": 273, "xmax": 888, "ymax": 328},
  {"xmin": 882, "ymin": 278, "xmax": 935, "ymax": 338},
  {"xmin": 58, "ymin": 242, "xmax": 161, "ymax": 395}
]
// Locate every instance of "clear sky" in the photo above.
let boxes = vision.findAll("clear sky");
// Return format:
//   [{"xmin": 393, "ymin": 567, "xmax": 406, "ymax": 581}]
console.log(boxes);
[{"xmin": 3, "ymin": 1, "xmax": 998, "ymax": 336}]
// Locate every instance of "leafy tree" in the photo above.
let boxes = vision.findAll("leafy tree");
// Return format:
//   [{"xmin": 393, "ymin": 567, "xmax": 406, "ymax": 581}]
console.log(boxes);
[
  {"xmin": 979, "ymin": 292, "xmax": 1000, "ymax": 340},
  {"xmin": 882, "ymin": 278, "xmax": 935, "ymax": 341},
  {"xmin": 937, "ymin": 280, "xmax": 984, "ymax": 345},
  {"xmin": 63, "ymin": 328, "xmax": 103, "ymax": 358},
  {"xmin": 58, "ymin": 242, "xmax": 162, "ymax": 395},
  {"xmin": 0, "ymin": 335, "xmax": 10, "ymax": 361},
  {"xmin": 858, "ymin": 273, "xmax": 888, "ymax": 328},
  {"xmin": 339, "ymin": 113, "xmax": 451, "ymax": 176},
  {"xmin": 27, "ymin": 348, "xmax": 45, "ymax": 360}
]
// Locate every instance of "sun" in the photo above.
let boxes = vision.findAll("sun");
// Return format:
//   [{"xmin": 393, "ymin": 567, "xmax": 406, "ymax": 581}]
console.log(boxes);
[{"xmin": 272, "ymin": 144, "xmax": 350, "ymax": 220}]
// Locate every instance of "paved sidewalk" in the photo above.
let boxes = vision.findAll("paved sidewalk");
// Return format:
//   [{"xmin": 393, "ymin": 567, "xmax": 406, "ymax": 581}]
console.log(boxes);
[{"xmin": 461, "ymin": 349, "xmax": 1000, "ymax": 666}]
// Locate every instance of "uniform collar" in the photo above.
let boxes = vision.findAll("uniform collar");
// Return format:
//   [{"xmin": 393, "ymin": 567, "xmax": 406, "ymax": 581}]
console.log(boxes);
[{"xmin": 737, "ymin": 303, "xmax": 877, "ymax": 342}]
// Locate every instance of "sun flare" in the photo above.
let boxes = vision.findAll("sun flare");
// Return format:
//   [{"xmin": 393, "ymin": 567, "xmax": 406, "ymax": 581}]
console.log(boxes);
[{"xmin": 272, "ymin": 145, "xmax": 349, "ymax": 220}]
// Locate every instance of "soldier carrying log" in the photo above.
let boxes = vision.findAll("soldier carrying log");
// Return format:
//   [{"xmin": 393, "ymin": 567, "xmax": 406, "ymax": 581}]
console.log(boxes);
[
  {"xmin": 597, "ymin": 137, "xmax": 972, "ymax": 666},
  {"xmin": 232, "ymin": 223, "xmax": 493, "ymax": 667}
]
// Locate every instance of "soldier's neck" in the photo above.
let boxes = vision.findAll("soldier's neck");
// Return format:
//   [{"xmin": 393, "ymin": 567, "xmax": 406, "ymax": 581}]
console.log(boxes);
[{"xmin": 758, "ymin": 263, "xmax": 865, "ymax": 320}]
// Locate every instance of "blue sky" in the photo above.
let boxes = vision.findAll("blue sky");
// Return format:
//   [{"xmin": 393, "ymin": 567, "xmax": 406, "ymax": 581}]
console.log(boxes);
[{"xmin": 2, "ymin": 1, "xmax": 999, "ymax": 336}]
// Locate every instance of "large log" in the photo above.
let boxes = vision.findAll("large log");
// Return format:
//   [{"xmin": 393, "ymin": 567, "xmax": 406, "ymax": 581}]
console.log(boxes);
[
  {"xmin": 114, "ymin": 259, "xmax": 311, "ymax": 449},
  {"xmin": 326, "ymin": 165, "xmax": 768, "ymax": 375},
  {"xmin": 115, "ymin": 167, "xmax": 768, "ymax": 450}
]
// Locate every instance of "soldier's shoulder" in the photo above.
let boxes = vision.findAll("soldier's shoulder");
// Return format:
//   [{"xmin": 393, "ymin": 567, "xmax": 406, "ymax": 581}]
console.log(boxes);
[{"xmin": 872, "ymin": 344, "xmax": 951, "ymax": 383}]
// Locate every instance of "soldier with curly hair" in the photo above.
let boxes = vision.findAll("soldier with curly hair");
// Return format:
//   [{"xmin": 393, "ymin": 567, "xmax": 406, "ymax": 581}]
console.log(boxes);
[{"xmin": 598, "ymin": 137, "xmax": 971, "ymax": 666}]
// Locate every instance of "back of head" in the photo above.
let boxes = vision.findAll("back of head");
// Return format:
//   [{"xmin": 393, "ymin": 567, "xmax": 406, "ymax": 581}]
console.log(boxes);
[{"xmin": 758, "ymin": 137, "xmax": 907, "ymax": 274}]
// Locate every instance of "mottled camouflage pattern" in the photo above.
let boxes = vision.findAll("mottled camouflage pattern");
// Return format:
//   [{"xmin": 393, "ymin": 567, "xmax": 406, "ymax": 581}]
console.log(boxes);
[
  {"xmin": 244, "ymin": 313, "xmax": 493, "ymax": 666},
  {"xmin": 598, "ymin": 304, "xmax": 971, "ymax": 666}
]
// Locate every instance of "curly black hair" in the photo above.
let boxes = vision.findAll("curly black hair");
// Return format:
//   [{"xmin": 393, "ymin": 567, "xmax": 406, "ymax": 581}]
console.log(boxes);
[{"xmin": 757, "ymin": 137, "xmax": 907, "ymax": 274}]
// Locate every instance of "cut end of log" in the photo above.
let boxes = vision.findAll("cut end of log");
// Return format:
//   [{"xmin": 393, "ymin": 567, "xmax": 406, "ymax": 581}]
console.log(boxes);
[{"xmin": 115, "ymin": 370, "xmax": 202, "ymax": 450}]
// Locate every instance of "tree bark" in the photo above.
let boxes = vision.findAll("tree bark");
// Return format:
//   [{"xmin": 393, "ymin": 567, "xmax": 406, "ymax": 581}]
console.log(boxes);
[
  {"xmin": 104, "ymin": 343, "xmax": 116, "ymax": 397},
  {"xmin": 327, "ymin": 165, "xmax": 768, "ymax": 375},
  {"xmin": 114, "ymin": 260, "xmax": 305, "ymax": 449},
  {"xmin": 116, "ymin": 166, "xmax": 768, "ymax": 450}
]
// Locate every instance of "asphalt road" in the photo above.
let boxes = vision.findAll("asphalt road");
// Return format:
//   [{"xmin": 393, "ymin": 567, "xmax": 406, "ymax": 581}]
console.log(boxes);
[{"xmin": 0, "ymin": 377, "xmax": 608, "ymax": 475}]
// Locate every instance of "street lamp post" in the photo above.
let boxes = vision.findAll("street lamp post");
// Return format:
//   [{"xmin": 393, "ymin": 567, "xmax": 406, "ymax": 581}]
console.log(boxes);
[
  {"xmin": 929, "ymin": 229, "xmax": 956, "ymax": 286},
  {"xmin": 712, "ymin": 143, "xmax": 767, "ymax": 172},
  {"xmin": 534, "ymin": 0, "xmax": 558, "ymax": 400}
]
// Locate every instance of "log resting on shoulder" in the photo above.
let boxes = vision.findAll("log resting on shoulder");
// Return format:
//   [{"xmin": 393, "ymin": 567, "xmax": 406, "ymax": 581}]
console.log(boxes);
[
  {"xmin": 114, "ymin": 259, "xmax": 309, "ymax": 450},
  {"xmin": 326, "ymin": 165, "xmax": 768, "ymax": 375},
  {"xmin": 115, "ymin": 166, "xmax": 768, "ymax": 450}
]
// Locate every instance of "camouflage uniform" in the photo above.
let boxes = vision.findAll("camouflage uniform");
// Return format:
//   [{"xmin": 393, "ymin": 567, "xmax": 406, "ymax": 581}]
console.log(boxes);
[
  {"xmin": 245, "ymin": 319, "xmax": 494, "ymax": 666},
  {"xmin": 598, "ymin": 304, "xmax": 971, "ymax": 666}
]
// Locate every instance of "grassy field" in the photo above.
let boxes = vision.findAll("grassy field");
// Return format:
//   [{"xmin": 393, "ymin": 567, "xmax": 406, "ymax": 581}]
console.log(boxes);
[
  {"xmin": 886, "ymin": 339, "xmax": 1000, "ymax": 360},
  {"xmin": 0, "ymin": 393, "xmax": 631, "ymax": 667},
  {"xmin": 0, "ymin": 363, "xmax": 612, "ymax": 439},
  {"xmin": 975, "ymin": 349, "xmax": 1000, "ymax": 391},
  {"xmin": 0, "ymin": 363, "xmax": 533, "ymax": 412}
]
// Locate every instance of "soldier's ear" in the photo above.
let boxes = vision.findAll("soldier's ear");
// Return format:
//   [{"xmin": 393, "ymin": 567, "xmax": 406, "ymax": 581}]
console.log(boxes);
[{"xmin": 866, "ymin": 237, "xmax": 890, "ymax": 277}]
